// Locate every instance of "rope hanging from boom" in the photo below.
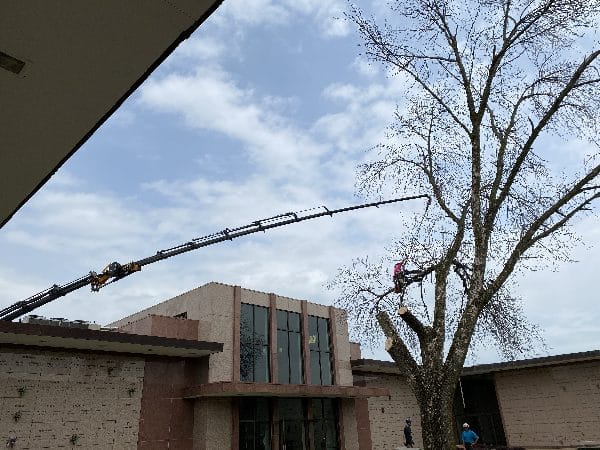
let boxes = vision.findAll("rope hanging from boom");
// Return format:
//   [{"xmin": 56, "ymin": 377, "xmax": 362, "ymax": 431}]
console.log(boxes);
[{"xmin": 0, "ymin": 195, "xmax": 429, "ymax": 322}]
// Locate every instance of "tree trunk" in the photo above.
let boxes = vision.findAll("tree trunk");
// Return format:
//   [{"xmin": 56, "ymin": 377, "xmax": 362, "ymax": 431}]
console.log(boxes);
[{"xmin": 415, "ymin": 382, "xmax": 457, "ymax": 450}]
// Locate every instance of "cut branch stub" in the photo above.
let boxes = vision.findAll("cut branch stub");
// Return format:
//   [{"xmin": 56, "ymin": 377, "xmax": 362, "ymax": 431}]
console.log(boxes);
[
  {"xmin": 397, "ymin": 305, "xmax": 430, "ymax": 341},
  {"xmin": 385, "ymin": 336, "xmax": 394, "ymax": 352},
  {"xmin": 398, "ymin": 305, "xmax": 409, "ymax": 315}
]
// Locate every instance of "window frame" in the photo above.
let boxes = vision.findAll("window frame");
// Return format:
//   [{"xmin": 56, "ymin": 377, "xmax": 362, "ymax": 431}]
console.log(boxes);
[
  {"xmin": 277, "ymin": 309, "xmax": 304, "ymax": 384},
  {"xmin": 308, "ymin": 316, "xmax": 333, "ymax": 386},
  {"xmin": 240, "ymin": 303, "xmax": 270, "ymax": 383}
]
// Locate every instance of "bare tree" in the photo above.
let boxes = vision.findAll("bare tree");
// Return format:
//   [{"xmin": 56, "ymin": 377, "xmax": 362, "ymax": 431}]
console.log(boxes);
[{"xmin": 329, "ymin": 1, "xmax": 600, "ymax": 448}]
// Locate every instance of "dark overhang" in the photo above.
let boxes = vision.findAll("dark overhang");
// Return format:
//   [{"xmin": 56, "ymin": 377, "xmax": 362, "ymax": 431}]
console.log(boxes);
[
  {"xmin": 0, "ymin": 0, "xmax": 223, "ymax": 228},
  {"xmin": 0, "ymin": 320, "xmax": 223, "ymax": 358},
  {"xmin": 182, "ymin": 382, "xmax": 390, "ymax": 399}
]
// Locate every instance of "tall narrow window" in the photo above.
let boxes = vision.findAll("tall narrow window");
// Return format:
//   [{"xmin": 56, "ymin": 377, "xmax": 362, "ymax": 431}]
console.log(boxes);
[
  {"xmin": 240, "ymin": 303, "xmax": 270, "ymax": 382},
  {"xmin": 308, "ymin": 316, "xmax": 333, "ymax": 385},
  {"xmin": 239, "ymin": 398, "xmax": 271, "ymax": 450},
  {"xmin": 279, "ymin": 398, "xmax": 306, "ymax": 450},
  {"xmin": 311, "ymin": 399, "xmax": 339, "ymax": 450},
  {"xmin": 277, "ymin": 310, "xmax": 304, "ymax": 384}
]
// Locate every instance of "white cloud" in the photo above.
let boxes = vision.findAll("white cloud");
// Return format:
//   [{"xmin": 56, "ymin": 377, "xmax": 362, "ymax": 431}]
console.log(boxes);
[
  {"xmin": 172, "ymin": 35, "xmax": 227, "ymax": 62},
  {"xmin": 215, "ymin": 0, "xmax": 291, "ymax": 27},
  {"xmin": 0, "ymin": 169, "xmax": 410, "ymax": 329},
  {"xmin": 352, "ymin": 57, "xmax": 380, "ymax": 78},
  {"xmin": 285, "ymin": 0, "xmax": 350, "ymax": 37},
  {"xmin": 213, "ymin": 0, "xmax": 349, "ymax": 37},
  {"xmin": 140, "ymin": 67, "xmax": 327, "ymax": 177}
]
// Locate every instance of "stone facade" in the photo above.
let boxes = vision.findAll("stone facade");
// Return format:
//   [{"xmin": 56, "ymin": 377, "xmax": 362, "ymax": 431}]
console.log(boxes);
[
  {"xmin": 353, "ymin": 354, "xmax": 600, "ymax": 450},
  {"xmin": 0, "ymin": 347, "xmax": 144, "ymax": 449},
  {"xmin": 111, "ymin": 282, "xmax": 236, "ymax": 384},
  {"xmin": 495, "ymin": 359, "xmax": 600, "ymax": 448},
  {"xmin": 355, "ymin": 372, "xmax": 421, "ymax": 450}
]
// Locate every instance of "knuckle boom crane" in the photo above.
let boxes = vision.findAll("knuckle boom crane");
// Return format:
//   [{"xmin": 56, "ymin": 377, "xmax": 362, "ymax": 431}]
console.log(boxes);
[{"xmin": 0, "ymin": 195, "xmax": 428, "ymax": 322}]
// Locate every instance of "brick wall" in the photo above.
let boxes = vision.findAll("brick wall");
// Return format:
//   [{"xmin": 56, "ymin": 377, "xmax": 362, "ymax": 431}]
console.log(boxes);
[
  {"xmin": 495, "ymin": 360, "xmax": 600, "ymax": 448},
  {"xmin": 110, "ymin": 282, "xmax": 235, "ymax": 384},
  {"xmin": 341, "ymin": 398, "xmax": 360, "ymax": 450},
  {"xmin": 0, "ymin": 346, "xmax": 144, "ymax": 449},
  {"xmin": 357, "ymin": 372, "xmax": 421, "ymax": 450},
  {"xmin": 192, "ymin": 398, "xmax": 232, "ymax": 450}
]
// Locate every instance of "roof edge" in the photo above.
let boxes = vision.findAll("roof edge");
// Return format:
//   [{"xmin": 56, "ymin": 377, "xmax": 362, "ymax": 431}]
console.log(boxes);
[
  {"xmin": 351, "ymin": 349, "xmax": 600, "ymax": 375},
  {"xmin": 0, "ymin": 0, "xmax": 224, "ymax": 229}
]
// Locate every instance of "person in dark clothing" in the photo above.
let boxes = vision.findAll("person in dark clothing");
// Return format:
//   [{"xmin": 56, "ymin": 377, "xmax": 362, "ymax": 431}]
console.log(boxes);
[{"xmin": 403, "ymin": 418, "xmax": 414, "ymax": 447}]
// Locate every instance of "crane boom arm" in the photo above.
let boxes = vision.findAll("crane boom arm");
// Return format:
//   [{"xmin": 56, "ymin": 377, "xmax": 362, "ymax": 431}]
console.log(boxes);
[{"xmin": 0, "ymin": 195, "xmax": 428, "ymax": 321}]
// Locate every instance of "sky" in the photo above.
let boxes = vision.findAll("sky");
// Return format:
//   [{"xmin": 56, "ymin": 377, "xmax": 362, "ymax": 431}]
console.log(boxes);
[{"xmin": 0, "ymin": 0, "xmax": 598, "ymax": 364}]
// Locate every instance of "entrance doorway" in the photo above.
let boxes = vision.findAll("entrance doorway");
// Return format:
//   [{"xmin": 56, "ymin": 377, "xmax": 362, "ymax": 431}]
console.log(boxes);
[
  {"xmin": 454, "ymin": 374, "xmax": 507, "ymax": 446},
  {"xmin": 239, "ymin": 398, "xmax": 340, "ymax": 450}
]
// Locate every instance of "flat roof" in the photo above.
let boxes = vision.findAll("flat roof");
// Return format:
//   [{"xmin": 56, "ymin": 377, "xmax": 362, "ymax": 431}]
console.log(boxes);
[
  {"xmin": 0, "ymin": 0, "xmax": 222, "ymax": 228},
  {"xmin": 182, "ymin": 382, "xmax": 390, "ymax": 399},
  {"xmin": 351, "ymin": 349, "xmax": 600, "ymax": 376},
  {"xmin": 0, "ymin": 320, "xmax": 223, "ymax": 358},
  {"xmin": 461, "ymin": 349, "xmax": 600, "ymax": 375}
]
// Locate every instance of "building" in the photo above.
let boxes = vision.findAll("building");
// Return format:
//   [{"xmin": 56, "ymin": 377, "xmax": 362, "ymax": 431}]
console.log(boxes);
[
  {"xmin": 353, "ymin": 351, "xmax": 600, "ymax": 449},
  {"xmin": 109, "ymin": 282, "xmax": 388, "ymax": 449},
  {"xmin": 1, "ymin": 282, "xmax": 599, "ymax": 449}
]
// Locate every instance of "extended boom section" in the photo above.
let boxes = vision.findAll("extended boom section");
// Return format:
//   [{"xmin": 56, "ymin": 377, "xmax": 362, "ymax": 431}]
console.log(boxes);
[{"xmin": 0, "ymin": 195, "xmax": 428, "ymax": 321}]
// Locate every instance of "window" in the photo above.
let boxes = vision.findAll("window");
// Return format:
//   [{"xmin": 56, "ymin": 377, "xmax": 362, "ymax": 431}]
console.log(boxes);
[
  {"xmin": 239, "ymin": 398, "xmax": 271, "ymax": 450},
  {"xmin": 311, "ymin": 399, "xmax": 339, "ymax": 450},
  {"xmin": 308, "ymin": 316, "xmax": 333, "ymax": 385},
  {"xmin": 174, "ymin": 311, "xmax": 187, "ymax": 319},
  {"xmin": 239, "ymin": 398, "xmax": 339, "ymax": 450},
  {"xmin": 279, "ymin": 399, "xmax": 307, "ymax": 450},
  {"xmin": 277, "ymin": 310, "xmax": 303, "ymax": 384},
  {"xmin": 241, "ymin": 303, "xmax": 270, "ymax": 382}
]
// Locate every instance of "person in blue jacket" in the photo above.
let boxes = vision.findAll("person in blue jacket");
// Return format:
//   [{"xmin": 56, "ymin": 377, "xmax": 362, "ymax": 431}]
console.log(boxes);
[{"xmin": 461, "ymin": 423, "xmax": 479, "ymax": 450}]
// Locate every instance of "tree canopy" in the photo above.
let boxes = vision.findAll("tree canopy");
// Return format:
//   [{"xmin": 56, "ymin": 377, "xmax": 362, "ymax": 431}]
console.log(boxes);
[{"xmin": 330, "ymin": 1, "xmax": 600, "ymax": 447}]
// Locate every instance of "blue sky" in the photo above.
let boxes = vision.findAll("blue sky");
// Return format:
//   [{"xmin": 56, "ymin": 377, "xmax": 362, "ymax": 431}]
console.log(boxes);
[{"xmin": 1, "ymin": 0, "xmax": 598, "ymax": 363}]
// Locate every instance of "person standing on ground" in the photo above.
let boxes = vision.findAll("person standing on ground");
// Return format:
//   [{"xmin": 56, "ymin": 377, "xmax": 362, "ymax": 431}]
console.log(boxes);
[
  {"xmin": 461, "ymin": 423, "xmax": 479, "ymax": 450},
  {"xmin": 403, "ymin": 418, "xmax": 414, "ymax": 448}
]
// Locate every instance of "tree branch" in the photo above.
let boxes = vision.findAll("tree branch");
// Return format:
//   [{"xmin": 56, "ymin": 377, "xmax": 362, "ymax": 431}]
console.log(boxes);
[
  {"xmin": 494, "ymin": 50, "xmax": 600, "ymax": 215},
  {"xmin": 490, "ymin": 164, "xmax": 600, "ymax": 296},
  {"xmin": 377, "ymin": 310, "xmax": 420, "ymax": 380},
  {"xmin": 397, "ymin": 305, "xmax": 430, "ymax": 343}
]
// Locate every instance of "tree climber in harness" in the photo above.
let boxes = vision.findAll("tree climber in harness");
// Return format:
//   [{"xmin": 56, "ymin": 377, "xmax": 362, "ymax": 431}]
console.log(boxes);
[{"xmin": 393, "ymin": 260, "xmax": 407, "ymax": 293}]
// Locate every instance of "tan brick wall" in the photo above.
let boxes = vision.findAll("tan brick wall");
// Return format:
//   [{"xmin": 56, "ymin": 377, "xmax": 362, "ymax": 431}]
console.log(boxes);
[
  {"xmin": 110, "ymin": 282, "xmax": 235, "ymax": 383},
  {"xmin": 495, "ymin": 360, "xmax": 600, "ymax": 448},
  {"xmin": 341, "ymin": 398, "xmax": 360, "ymax": 450},
  {"xmin": 331, "ymin": 308, "xmax": 353, "ymax": 386},
  {"xmin": 358, "ymin": 373, "xmax": 421, "ymax": 450},
  {"xmin": 274, "ymin": 294, "xmax": 302, "ymax": 313},
  {"xmin": 193, "ymin": 398, "xmax": 232, "ymax": 450},
  {"xmin": 118, "ymin": 314, "xmax": 199, "ymax": 340},
  {"xmin": 0, "ymin": 347, "xmax": 144, "ymax": 449}
]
